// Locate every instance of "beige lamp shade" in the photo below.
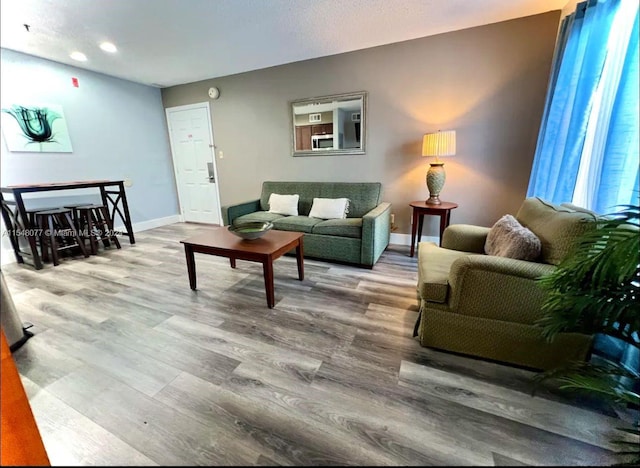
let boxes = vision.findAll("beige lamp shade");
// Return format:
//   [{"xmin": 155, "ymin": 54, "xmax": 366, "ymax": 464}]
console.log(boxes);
[
  {"xmin": 422, "ymin": 130, "xmax": 456, "ymax": 160},
  {"xmin": 421, "ymin": 130, "xmax": 456, "ymax": 205}
]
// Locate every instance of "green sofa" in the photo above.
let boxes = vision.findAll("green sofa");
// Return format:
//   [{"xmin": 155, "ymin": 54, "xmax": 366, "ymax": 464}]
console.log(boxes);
[
  {"xmin": 415, "ymin": 197, "xmax": 598, "ymax": 370},
  {"xmin": 223, "ymin": 181, "xmax": 391, "ymax": 267}
]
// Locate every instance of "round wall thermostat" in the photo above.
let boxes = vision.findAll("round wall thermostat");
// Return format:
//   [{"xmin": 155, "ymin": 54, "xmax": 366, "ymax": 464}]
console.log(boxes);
[{"xmin": 208, "ymin": 87, "xmax": 220, "ymax": 99}]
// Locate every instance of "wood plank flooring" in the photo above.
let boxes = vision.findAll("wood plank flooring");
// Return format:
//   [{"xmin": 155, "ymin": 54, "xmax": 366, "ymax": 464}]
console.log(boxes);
[{"xmin": 2, "ymin": 222, "xmax": 636, "ymax": 466}]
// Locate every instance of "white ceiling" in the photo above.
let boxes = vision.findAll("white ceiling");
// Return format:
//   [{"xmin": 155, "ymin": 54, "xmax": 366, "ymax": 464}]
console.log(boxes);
[{"xmin": 0, "ymin": 0, "xmax": 566, "ymax": 88}]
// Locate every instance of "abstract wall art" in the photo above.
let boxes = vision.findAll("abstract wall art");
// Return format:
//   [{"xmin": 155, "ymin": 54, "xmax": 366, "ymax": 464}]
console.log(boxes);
[{"xmin": 1, "ymin": 104, "xmax": 73, "ymax": 152}]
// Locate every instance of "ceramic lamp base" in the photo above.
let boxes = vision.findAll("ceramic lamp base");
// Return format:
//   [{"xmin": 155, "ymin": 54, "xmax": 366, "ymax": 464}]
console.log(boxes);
[{"xmin": 426, "ymin": 162, "xmax": 446, "ymax": 205}]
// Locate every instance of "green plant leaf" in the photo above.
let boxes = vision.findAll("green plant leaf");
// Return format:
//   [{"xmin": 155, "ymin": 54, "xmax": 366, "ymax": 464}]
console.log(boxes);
[
  {"xmin": 532, "ymin": 206, "xmax": 640, "ymax": 465},
  {"xmin": 535, "ymin": 205, "xmax": 640, "ymax": 348}
]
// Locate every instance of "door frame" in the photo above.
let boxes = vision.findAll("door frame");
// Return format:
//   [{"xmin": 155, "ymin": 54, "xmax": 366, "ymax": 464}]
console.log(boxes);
[{"xmin": 165, "ymin": 102, "xmax": 222, "ymax": 225}]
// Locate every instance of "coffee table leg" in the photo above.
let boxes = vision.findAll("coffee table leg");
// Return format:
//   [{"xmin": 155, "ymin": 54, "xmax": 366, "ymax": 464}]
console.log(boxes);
[
  {"xmin": 230, "ymin": 257, "xmax": 236, "ymax": 268},
  {"xmin": 295, "ymin": 240, "xmax": 304, "ymax": 281},
  {"xmin": 262, "ymin": 259, "xmax": 275, "ymax": 308},
  {"xmin": 184, "ymin": 245, "xmax": 197, "ymax": 290}
]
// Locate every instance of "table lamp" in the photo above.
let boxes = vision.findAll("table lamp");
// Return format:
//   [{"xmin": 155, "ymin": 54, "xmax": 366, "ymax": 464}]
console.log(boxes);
[{"xmin": 421, "ymin": 130, "xmax": 456, "ymax": 205}]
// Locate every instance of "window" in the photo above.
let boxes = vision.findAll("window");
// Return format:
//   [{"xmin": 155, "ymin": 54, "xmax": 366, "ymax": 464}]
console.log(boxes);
[{"xmin": 527, "ymin": 0, "xmax": 639, "ymax": 214}]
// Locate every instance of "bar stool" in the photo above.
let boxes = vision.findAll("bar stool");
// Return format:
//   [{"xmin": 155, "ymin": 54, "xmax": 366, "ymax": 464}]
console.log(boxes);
[
  {"xmin": 25, "ymin": 206, "xmax": 61, "ymax": 227},
  {"xmin": 25, "ymin": 206, "xmax": 62, "ymax": 256},
  {"xmin": 63, "ymin": 202, "xmax": 98, "ymax": 229},
  {"xmin": 34, "ymin": 208, "xmax": 89, "ymax": 266},
  {"xmin": 65, "ymin": 204, "xmax": 121, "ymax": 255}
]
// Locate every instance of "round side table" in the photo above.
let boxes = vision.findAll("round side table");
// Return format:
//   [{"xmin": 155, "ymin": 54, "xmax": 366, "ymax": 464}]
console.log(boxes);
[{"xmin": 409, "ymin": 200, "xmax": 458, "ymax": 257}]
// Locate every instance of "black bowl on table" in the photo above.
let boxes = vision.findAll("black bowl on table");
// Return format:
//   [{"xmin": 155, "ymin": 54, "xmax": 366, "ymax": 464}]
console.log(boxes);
[{"xmin": 228, "ymin": 221, "xmax": 274, "ymax": 240}]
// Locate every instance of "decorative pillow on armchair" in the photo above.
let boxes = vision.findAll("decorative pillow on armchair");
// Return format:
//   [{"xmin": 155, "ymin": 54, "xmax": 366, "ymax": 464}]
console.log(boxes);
[{"xmin": 485, "ymin": 214, "xmax": 541, "ymax": 261}]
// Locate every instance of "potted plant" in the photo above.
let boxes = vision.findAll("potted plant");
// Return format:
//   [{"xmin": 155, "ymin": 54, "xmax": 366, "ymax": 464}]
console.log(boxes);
[{"xmin": 534, "ymin": 204, "xmax": 639, "ymax": 465}]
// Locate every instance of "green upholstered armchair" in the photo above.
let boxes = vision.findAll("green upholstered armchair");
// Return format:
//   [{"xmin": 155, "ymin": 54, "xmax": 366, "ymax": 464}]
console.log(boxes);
[{"xmin": 415, "ymin": 197, "xmax": 598, "ymax": 370}]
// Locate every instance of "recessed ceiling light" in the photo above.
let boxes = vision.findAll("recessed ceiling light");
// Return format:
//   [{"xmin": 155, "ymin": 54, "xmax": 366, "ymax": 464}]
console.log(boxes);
[
  {"xmin": 99, "ymin": 42, "xmax": 117, "ymax": 53},
  {"xmin": 70, "ymin": 51, "xmax": 87, "ymax": 62}
]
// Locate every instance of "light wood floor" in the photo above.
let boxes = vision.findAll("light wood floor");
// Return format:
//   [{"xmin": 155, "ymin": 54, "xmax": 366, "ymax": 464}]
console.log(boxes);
[{"xmin": 2, "ymin": 223, "xmax": 632, "ymax": 466}]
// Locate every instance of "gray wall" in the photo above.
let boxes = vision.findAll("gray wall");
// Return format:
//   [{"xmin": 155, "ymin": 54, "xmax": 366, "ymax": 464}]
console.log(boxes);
[
  {"xmin": 162, "ymin": 11, "xmax": 559, "ymax": 237},
  {"xmin": 0, "ymin": 49, "xmax": 179, "ymax": 224}
]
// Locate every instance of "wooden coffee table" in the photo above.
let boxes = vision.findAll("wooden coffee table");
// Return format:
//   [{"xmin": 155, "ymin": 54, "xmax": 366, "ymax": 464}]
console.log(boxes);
[{"xmin": 180, "ymin": 227, "xmax": 304, "ymax": 308}]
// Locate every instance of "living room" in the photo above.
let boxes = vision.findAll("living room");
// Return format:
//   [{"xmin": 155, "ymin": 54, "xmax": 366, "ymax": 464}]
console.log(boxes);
[{"xmin": 1, "ymin": 0, "xmax": 638, "ymax": 466}]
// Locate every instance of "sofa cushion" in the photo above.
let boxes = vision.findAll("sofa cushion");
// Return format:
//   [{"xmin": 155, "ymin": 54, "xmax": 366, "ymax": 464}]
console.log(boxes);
[
  {"xmin": 485, "ymin": 214, "xmax": 541, "ymax": 261},
  {"xmin": 318, "ymin": 183, "xmax": 381, "ymax": 217},
  {"xmin": 418, "ymin": 242, "xmax": 473, "ymax": 303},
  {"xmin": 312, "ymin": 218, "xmax": 362, "ymax": 239},
  {"xmin": 260, "ymin": 181, "xmax": 382, "ymax": 218},
  {"xmin": 272, "ymin": 216, "xmax": 322, "ymax": 233},
  {"xmin": 516, "ymin": 197, "xmax": 597, "ymax": 265},
  {"xmin": 268, "ymin": 193, "xmax": 299, "ymax": 216},
  {"xmin": 308, "ymin": 198, "xmax": 350, "ymax": 219},
  {"xmin": 233, "ymin": 211, "xmax": 284, "ymax": 225},
  {"xmin": 260, "ymin": 182, "xmax": 317, "ymax": 215}
]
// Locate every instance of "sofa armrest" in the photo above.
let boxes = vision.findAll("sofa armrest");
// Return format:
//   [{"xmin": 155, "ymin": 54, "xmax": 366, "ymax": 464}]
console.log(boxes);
[
  {"xmin": 222, "ymin": 199, "xmax": 261, "ymax": 226},
  {"xmin": 441, "ymin": 224, "xmax": 491, "ymax": 253},
  {"xmin": 361, "ymin": 202, "xmax": 392, "ymax": 266},
  {"xmin": 447, "ymin": 255, "xmax": 556, "ymax": 324}
]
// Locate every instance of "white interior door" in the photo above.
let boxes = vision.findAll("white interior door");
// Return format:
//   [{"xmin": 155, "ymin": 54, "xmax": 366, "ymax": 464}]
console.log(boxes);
[{"xmin": 166, "ymin": 103, "xmax": 221, "ymax": 225}]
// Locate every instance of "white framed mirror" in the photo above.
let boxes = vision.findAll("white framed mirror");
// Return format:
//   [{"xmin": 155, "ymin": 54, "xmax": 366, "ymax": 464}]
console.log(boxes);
[{"xmin": 290, "ymin": 91, "xmax": 366, "ymax": 157}]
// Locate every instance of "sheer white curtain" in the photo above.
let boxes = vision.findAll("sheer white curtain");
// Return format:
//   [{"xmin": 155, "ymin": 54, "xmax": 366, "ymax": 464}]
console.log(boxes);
[{"xmin": 573, "ymin": 0, "xmax": 639, "ymax": 212}]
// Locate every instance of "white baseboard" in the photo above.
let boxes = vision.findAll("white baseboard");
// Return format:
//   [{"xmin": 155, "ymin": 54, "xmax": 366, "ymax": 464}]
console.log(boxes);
[
  {"xmin": 113, "ymin": 214, "xmax": 182, "ymax": 233},
  {"xmin": 389, "ymin": 233, "xmax": 438, "ymax": 246},
  {"xmin": 1, "ymin": 214, "xmax": 182, "ymax": 266}
]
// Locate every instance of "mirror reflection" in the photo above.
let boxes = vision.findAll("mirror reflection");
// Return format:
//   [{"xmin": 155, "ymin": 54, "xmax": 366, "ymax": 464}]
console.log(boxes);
[{"xmin": 291, "ymin": 91, "xmax": 366, "ymax": 156}]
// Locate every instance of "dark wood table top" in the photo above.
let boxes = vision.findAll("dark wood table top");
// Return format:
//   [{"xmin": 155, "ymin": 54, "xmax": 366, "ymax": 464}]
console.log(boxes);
[
  {"xmin": 181, "ymin": 227, "xmax": 303, "ymax": 254},
  {"xmin": 1, "ymin": 180, "xmax": 124, "ymax": 193}
]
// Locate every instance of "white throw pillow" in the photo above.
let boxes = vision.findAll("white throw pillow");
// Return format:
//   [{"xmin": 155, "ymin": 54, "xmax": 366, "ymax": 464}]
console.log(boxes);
[
  {"xmin": 308, "ymin": 198, "xmax": 350, "ymax": 219},
  {"xmin": 484, "ymin": 214, "xmax": 541, "ymax": 261},
  {"xmin": 268, "ymin": 193, "xmax": 299, "ymax": 216}
]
